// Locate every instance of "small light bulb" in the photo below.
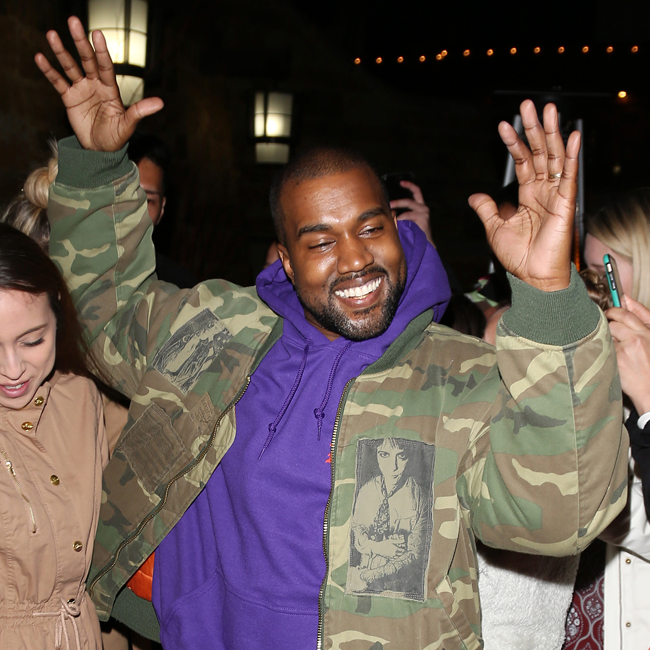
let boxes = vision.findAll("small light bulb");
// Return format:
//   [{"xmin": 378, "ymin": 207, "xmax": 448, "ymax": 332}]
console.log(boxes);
[
  {"xmin": 463, "ymin": 49, "xmax": 470, "ymax": 57},
  {"xmin": 618, "ymin": 90, "xmax": 627, "ymax": 98},
  {"xmin": 534, "ymin": 47, "xmax": 541, "ymax": 54},
  {"xmin": 607, "ymin": 46, "xmax": 614, "ymax": 53},
  {"xmin": 582, "ymin": 46, "xmax": 589, "ymax": 53},
  {"xmin": 632, "ymin": 46, "xmax": 639, "ymax": 53},
  {"xmin": 558, "ymin": 46, "xmax": 565, "ymax": 53},
  {"xmin": 354, "ymin": 57, "xmax": 361, "ymax": 64},
  {"xmin": 376, "ymin": 57, "xmax": 382, "ymax": 64},
  {"xmin": 487, "ymin": 49, "xmax": 494, "ymax": 56},
  {"xmin": 441, "ymin": 50, "xmax": 448, "ymax": 56},
  {"xmin": 397, "ymin": 56, "xmax": 404, "ymax": 63},
  {"xmin": 510, "ymin": 47, "xmax": 517, "ymax": 55},
  {"xmin": 436, "ymin": 54, "xmax": 442, "ymax": 60},
  {"xmin": 419, "ymin": 55, "xmax": 426, "ymax": 62}
]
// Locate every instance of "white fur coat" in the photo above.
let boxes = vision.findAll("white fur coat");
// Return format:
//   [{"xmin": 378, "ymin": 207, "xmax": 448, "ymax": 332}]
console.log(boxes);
[{"xmin": 477, "ymin": 544, "xmax": 579, "ymax": 650}]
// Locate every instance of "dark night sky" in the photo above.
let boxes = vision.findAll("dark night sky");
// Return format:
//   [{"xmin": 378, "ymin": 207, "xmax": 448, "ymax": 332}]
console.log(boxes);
[{"xmin": 289, "ymin": 0, "xmax": 650, "ymax": 97}]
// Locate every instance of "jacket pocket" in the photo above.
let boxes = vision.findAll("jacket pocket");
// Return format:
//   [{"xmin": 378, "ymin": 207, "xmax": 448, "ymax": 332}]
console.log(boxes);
[{"xmin": 118, "ymin": 403, "xmax": 188, "ymax": 494}]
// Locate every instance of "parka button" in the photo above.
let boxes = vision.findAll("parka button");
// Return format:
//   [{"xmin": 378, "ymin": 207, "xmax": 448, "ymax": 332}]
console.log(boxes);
[
  {"xmin": 21, "ymin": 422, "xmax": 33, "ymax": 431},
  {"xmin": 73, "ymin": 541, "xmax": 83, "ymax": 552},
  {"xmin": 34, "ymin": 396, "xmax": 44, "ymax": 406},
  {"xmin": 50, "ymin": 475, "xmax": 60, "ymax": 485}
]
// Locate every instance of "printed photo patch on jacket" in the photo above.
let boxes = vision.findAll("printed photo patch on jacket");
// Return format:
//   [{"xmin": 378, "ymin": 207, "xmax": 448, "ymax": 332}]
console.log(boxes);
[
  {"xmin": 346, "ymin": 437, "xmax": 435, "ymax": 602},
  {"xmin": 152, "ymin": 309, "xmax": 233, "ymax": 394}
]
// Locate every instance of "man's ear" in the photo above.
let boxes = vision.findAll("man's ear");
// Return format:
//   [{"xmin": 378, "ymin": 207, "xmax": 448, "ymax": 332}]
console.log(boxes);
[
  {"xmin": 159, "ymin": 196, "xmax": 167, "ymax": 222},
  {"xmin": 277, "ymin": 243, "xmax": 295, "ymax": 284}
]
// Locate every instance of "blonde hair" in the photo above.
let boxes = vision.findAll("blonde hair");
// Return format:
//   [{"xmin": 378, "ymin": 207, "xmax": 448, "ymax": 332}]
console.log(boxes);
[
  {"xmin": 1, "ymin": 143, "xmax": 58, "ymax": 251},
  {"xmin": 586, "ymin": 189, "xmax": 650, "ymax": 309}
]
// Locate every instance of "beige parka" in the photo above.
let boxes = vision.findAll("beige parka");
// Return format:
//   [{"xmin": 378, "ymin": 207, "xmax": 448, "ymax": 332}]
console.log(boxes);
[{"xmin": 0, "ymin": 372, "xmax": 108, "ymax": 650}]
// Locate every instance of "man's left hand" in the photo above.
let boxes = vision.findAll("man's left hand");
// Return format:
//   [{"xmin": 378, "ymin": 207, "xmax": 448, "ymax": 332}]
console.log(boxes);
[{"xmin": 469, "ymin": 100, "xmax": 580, "ymax": 292}]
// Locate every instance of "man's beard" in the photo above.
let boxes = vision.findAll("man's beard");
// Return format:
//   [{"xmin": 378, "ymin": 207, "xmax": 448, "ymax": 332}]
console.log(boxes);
[{"xmin": 296, "ymin": 266, "xmax": 407, "ymax": 341}]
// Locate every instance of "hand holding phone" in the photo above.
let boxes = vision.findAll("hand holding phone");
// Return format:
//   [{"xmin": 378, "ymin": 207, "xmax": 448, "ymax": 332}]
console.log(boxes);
[{"xmin": 604, "ymin": 254, "xmax": 626, "ymax": 309}]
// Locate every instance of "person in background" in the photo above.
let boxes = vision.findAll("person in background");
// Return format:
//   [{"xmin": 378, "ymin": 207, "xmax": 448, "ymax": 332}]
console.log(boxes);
[
  {"xmin": 566, "ymin": 190, "xmax": 650, "ymax": 650},
  {"xmin": 0, "ymin": 223, "xmax": 108, "ymax": 649},
  {"xmin": 129, "ymin": 132, "xmax": 197, "ymax": 288}
]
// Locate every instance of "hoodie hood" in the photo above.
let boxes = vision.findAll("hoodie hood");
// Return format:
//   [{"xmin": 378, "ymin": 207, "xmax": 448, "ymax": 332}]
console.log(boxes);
[{"xmin": 256, "ymin": 219, "xmax": 451, "ymax": 347}]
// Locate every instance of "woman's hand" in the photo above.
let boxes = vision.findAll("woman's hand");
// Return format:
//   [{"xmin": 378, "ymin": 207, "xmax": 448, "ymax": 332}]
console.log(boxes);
[
  {"xmin": 469, "ymin": 101, "xmax": 580, "ymax": 292},
  {"xmin": 34, "ymin": 16, "xmax": 163, "ymax": 151},
  {"xmin": 392, "ymin": 181, "xmax": 435, "ymax": 246},
  {"xmin": 607, "ymin": 295, "xmax": 650, "ymax": 414}
]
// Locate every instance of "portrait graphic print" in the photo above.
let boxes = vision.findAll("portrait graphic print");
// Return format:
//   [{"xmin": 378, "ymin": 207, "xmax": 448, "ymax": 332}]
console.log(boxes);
[
  {"xmin": 151, "ymin": 309, "xmax": 233, "ymax": 394},
  {"xmin": 346, "ymin": 437, "xmax": 435, "ymax": 602}
]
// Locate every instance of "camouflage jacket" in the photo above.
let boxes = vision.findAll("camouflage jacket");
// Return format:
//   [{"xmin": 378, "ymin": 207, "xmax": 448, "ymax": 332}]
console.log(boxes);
[{"xmin": 48, "ymin": 139, "xmax": 628, "ymax": 650}]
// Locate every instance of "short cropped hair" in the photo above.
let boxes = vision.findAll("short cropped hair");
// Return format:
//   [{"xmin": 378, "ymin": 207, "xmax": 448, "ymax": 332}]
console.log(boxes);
[
  {"xmin": 128, "ymin": 132, "xmax": 170, "ymax": 190},
  {"xmin": 269, "ymin": 147, "xmax": 389, "ymax": 245}
]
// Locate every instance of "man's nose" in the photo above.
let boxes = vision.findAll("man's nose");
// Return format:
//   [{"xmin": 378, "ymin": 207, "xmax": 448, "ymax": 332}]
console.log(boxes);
[{"xmin": 337, "ymin": 237, "xmax": 374, "ymax": 275}]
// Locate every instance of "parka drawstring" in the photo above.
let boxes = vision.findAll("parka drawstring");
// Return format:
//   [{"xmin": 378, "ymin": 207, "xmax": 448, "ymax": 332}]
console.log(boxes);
[
  {"xmin": 33, "ymin": 589, "xmax": 83, "ymax": 650},
  {"xmin": 313, "ymin": 340, "xmax": 352, "ymax": 440},
  {"xmin": 259, "ymin": 341, "xmax": 311, "ymax": 459}
]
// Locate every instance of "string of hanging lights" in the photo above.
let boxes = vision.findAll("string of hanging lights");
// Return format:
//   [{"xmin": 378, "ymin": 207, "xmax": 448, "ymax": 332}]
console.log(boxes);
[{"xmin": 354, "ymin": 44, "xmax": 640, "ymax": 66}]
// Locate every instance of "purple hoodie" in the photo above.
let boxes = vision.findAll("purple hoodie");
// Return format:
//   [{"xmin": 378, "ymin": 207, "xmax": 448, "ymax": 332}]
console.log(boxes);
[{"xmin": 152, "ymin": 221, "xmax": 450, "ymax": 649}]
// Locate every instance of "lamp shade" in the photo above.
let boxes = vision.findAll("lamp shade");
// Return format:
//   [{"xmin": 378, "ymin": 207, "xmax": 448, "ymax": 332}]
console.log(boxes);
[
  {"xmin": 88, "ymin": 0, "xmax": 148, "ymax": 67},
  {"xmin": 254, "ymin": 91, "xmax": 293, "ymax": 164}
]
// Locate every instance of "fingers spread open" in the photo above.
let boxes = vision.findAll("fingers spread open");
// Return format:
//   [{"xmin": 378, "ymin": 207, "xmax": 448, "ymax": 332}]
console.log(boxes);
[
  {"xmin": 543, "ymin": 104, "xmax": 565, "ymax": 179},
  {"xmin": 91, "ymin": 29, "xmax": 118, "ymax": 88},
  {"xmin": 469, "ymin": 193, "xmax": 501, "ymax": 231},
  {"xmin": 123, "ymin": 97, "xmax": 165, "ymax": 133},
  {"xmin": 34, "ymin": 52, "xmax": 71, "ymax": 96},
  {"xmin": 520, "ymin": 99, "xmax": 548, "ymax": 180},
  {"xmin": 46, "ymin": 29, "xmax": 83, "ymax": 83},
  {"xmin": 498, "ymin": 120, "xmax": 534, "ymax": 186},
  {"xmin": 558, "ymin": 130, "xmax": 580, "ymax": 204},
  {"xmin": 68, "ymin": 16, "xmax": 99, "ymax": 80}
]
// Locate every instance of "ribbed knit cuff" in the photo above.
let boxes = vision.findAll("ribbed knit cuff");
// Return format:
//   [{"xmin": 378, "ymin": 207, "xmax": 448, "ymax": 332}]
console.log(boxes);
[
  {"xmin": 502, "ymin": 265, "xmax": 601, "ymax": 346},
  {"xmin": 56, "ymin": 136, "xmax": 132, "ymax": 188}
]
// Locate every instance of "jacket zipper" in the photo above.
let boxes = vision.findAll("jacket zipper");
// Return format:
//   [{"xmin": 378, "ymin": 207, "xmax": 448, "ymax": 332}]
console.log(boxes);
[
  {"xmin": 317, "ymin": 377, "xmax": 355, "ymax": 650},
  {"xmin": 89, "ymin": 376, "xmax": 252, "ymax": 599},
  {"xmin": 0, "ymin": 448, "xmax": 37, "ymax": 533}
]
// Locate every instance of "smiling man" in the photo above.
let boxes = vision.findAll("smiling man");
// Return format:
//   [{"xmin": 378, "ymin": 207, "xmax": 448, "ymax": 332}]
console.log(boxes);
[{"xmin": 41, "ymin": 17, "xmax": 628, "ymax": 650}]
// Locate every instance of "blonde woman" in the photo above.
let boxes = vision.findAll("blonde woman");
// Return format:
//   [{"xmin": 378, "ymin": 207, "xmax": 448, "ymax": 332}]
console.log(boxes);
[{"xmin": 569, "ymin": 191, "xmax": 650, "ymax": 650}]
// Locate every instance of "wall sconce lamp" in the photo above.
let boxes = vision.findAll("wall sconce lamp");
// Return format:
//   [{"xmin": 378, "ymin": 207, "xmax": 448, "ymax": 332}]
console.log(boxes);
[
  {"xmin": 254, "ymin": 91, "xmax": 293, "ymax": 164},
  {"xmin": 88, "ymin": 0, "xmax": 148, "ymax": 105}
]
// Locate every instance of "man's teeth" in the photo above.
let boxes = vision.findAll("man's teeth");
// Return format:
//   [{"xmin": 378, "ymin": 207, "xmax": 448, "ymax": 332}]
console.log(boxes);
[{"xmin": 335, "ymin": 277, "xmax": 382, "ymax": 299}]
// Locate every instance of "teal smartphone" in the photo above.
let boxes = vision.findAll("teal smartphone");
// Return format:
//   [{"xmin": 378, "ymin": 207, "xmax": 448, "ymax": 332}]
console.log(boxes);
[{"xmin": 604, "ymin": 254, "xmax": 624, "ymax": 308}]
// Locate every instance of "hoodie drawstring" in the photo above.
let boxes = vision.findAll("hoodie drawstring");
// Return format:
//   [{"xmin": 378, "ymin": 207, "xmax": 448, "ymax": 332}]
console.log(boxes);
[
  {"xmin": 259, "ymin": 341, "xmax": 311, "ymax": 459},
  {"xmin": 313, "ymin": 340, "xmax": 352, "ymax": 440}
]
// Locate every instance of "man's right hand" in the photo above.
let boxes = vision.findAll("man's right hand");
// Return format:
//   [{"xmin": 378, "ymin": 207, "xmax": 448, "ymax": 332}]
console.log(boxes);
[{"xmin": 35, "ymin": 16, "xmax": 163, "ymax": 152}]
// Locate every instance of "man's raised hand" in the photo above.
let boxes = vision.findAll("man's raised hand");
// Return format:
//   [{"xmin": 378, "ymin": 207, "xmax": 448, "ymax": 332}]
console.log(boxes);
[
  {"xmin": 469, "ymin": 100, "xmax": 580, "ymax": 292},
  {"xmin": 35, "ymin": 16, "xmax": 163, "ymax": 152}
]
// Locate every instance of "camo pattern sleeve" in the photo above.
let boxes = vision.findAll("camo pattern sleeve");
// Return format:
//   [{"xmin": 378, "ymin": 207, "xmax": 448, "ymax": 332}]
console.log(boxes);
[{"xmin": 458, "ymin": 269, "xmax": 629, "ymax": 555}]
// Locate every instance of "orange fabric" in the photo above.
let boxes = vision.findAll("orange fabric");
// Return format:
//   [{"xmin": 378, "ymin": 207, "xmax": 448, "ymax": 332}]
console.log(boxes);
[{"xmin": 126, "ymin": 552, "xmax": 155, "ymax": 601}]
